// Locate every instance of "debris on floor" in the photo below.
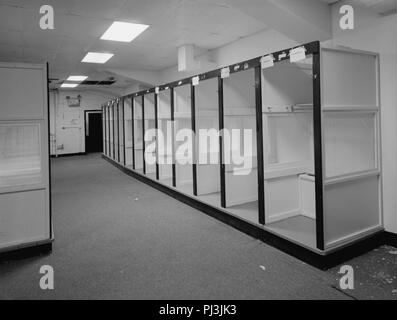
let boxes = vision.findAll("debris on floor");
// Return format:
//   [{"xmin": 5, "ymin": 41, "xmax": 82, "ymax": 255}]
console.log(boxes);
[{"xmin": 328, "ymin": 245, "xmax": 397, "ymax": 300}]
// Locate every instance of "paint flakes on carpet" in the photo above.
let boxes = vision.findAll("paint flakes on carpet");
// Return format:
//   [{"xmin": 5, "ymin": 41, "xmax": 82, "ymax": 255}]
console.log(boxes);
[{"xmin": 328, "ymin": 245, "xmax": 397, "ymax": 300}]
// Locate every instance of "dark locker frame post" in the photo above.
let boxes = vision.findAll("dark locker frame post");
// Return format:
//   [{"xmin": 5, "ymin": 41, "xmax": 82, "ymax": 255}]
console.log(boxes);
[
  {"xmin": 102, "ymin": 105, "xmax": 107, "ymax": 156},
  {"xmin": 170, "ymin": 88, "xmax": 176, "ymax": 187},
  {"xmin": 112, "ymin": 101, "xmax": 116, "ymax": 160},
  {"xmin": 312, "ymin": 45, "xmax": 325, "ymax": 251},
  {"xmin": 154, "ymin": 92, "xmax": 160, "ymax": 180},
  {"xmin": 255, "ymin": 66, "xmax": 265, "ymax": 225},
  {"xmin": 191, "ymin": 84, "xmax": 197, "ymax": 196},
  {"xmin": 218, "ymin": 76, "xmax": 226, "ymax": 208},
  {"xmin": 142, "ymin": 95, "xmax": 146, "ymax": 175},
  {"xmin": 117, "ymin": 100, "xmax": 120, "ymax": 162},
  {"xmin": 107, "ymin": 104, "xmax": 109, "ymax": 156},
  {"xmin": 107, "ymin": 104, "xmax": 111, "ymax": 158},
  {"xmin": 131, "ymin": 96, "xmax": 135, "ymax": 170},
  {"xmin": 122, "ymin": 98, "xmax": 126, "ymax": 166},
  {"xmin": 109, "ymin": 101, "xmax": 114, "ymax": 158}
]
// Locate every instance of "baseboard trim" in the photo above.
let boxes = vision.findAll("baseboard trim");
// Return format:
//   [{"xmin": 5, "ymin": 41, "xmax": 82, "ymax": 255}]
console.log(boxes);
[
  {"xmin": 51, "ymin": 152, "xmax": 86, "ymax": 158},
  {"xmin": 384, "ymin": 231, "xmax": 397, "ymax": 247},
  {"xmin": 0, "ymin": 242, "xmax": 52, "ymax": 262}
]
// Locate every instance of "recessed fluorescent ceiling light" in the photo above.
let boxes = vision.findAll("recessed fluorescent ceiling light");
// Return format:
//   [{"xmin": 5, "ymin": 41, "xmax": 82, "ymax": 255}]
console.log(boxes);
[
  {"xmin": 66, "ymin": 75, "xmax": 88, "ymax": 82},
  {"xmin": 61, "ymin": 83, "xmax": 79, "ymax": 88},
  {"xmin": 81, "ymin": 52, "xmax": 114, "ymax": 64},
  {"xmin": 100, "ymin": 21, "xmax": 149, "ymax": 42}
]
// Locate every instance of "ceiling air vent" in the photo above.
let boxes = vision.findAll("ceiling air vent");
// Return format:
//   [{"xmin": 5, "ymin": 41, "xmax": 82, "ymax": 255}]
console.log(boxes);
[{"xmin": 80, "ymin": 78, "xmax": 116, "ymax": 86}]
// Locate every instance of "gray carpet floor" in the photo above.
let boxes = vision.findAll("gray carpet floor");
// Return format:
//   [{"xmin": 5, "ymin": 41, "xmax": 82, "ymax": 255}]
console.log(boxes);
[
  {"xmin": 328, "ymin": 245, "xmax": 397, "ymax": 300},
  {"xmin": 0, "ymin": 154, "xmax": 351, "ymax": 300}
]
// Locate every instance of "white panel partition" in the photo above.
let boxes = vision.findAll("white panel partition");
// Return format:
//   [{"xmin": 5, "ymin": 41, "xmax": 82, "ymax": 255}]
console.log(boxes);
[
  {"xmin": 324, "ymin": 112, "xmax": 377, "ymax": 178},
  {"xmin": 174, "ymin": 85, "xmax": 193, "ymax": 194},
  {"xmin": 109, "ymin": 105, "xmax": 114, "ymax": 159},
  {"xmin": 322, "ymin": 50, "xmax": 377, "ymax": 108},
  {"xmin": 124, "ymin": 98, "xmax": 133, "ymax": 167},
  {"xmin": 157, "ymin": 90, "xmax": 173, "ymax": 186},
  {"xmin": 195, "ymin": 78, "xmax": 221, "ymax": 207},
  {"xmin": 133, "ymin": 96, "xmax": 143, "ymax": 173},
  {"xmin": 144, "ymin": 93, "xmax": 156, "ymax": 177},
  {"xmin": 262, "ymin": 55, "xmax": 317, "ymax": 249},
  {"xmin": 321, "ymin": 48, "xmax": 381, "ymax": 249},
  {"xmin": 223, "ymin": 69, "xmax": 259, "ymax": 223},
  {"xmin": 0, "ymin": 67, "xmax": 45, "ymax": 120},
  {"xmin": 114, "ymin": 103, "xmax": 119, "ymax": 161},
  {"xmin": 324, "ymin": 176, "xmax": 380, "ymax": 248},
  {"xmin": 0, "ymin": 123, "xmax": 42, "ymax": 188},
  {"xmin": 0, "ymin": 62, "xmax": 51, "ymax": 253}
]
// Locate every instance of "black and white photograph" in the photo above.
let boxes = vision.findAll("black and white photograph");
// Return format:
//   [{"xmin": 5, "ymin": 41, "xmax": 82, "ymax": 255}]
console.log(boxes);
[{"xmin": 0, "ymin": 0, "xmax": 396, "ymax": 305}]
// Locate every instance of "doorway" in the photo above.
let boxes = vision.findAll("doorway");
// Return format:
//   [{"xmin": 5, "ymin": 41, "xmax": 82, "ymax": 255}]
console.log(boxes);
[{"xmin": 84, "ymin": 110, "xmax": 103, "ymax": 153}]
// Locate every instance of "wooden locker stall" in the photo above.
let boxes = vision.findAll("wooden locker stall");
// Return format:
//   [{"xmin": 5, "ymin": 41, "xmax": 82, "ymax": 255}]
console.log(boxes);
[
  {"xmin": 123, "ymin": 97, "xmax": 133, "ymax": 167},
  {"xmin": 261, "ymin": 54, "xmax": 316, "ymax": 249},
  {"xmin": 114, "ymin": 101, "xmax": 120, "ymax": 162},
  {"xmin": 194, "ymin": 78, "xmax": 221, "ymax": 208},
  {"xmin": 106, "ymin": 104, "xmax": 111, "ymax": 158},
  {"xmin": 157, "ymin": 89, "xmax": 173, "ymax": 187},
  {"xmin": 320, "ymin": 47, "xmax": 382, "ymax": 250},
  {"xmin": 118, "ymin": 99, "xmax": 125, "ymax": 165},
  {"xmin": 174, "ymin": 84, "xmax": 194, "ymax": 195},
  {"xmin": 223, "ymin": 68, "xmax": 259, "ymax": 224},
  {"xmin": 109, "ymin": 103, "xmax": 114, "ymax": 159},
  {"xmin": 101, "ymin": 42, "xmax": 383, "ymax": 268},
  {"xmin": 102, "ymin": 105, "xmax": 107, "ymax": 156},
  {"xmin": 144, "ymin": 93, "xmax": 156, "ymax": 179},
  {"xmin": 133, "ymin": 96, "xmax": 144, "ymax": 173}
]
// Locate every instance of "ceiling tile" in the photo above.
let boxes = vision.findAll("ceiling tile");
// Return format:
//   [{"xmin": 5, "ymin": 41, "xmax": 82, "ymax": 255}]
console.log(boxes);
[
  {"xmin": 115, "ymin": 0, "xmax": 182, "ymax": 25},
  {"xmin": 0, "ymin": 5, "xmax": 24, "ymax": 31},
  {"xmin": 70, "ymin": 0, "xmax": 127, "ymax": 19},
  {"xmin": 1, "ymin": 0, "xmax": 269, "ymax": 88}
]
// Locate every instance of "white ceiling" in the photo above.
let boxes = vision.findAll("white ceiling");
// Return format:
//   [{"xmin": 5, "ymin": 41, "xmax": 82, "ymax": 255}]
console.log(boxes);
[
  {"xmin": 319, "ymin": 0, "xmax": 397, "ymax": 15},
  {"xmin": 0, "ymin": 0, "xmax": 395, "ymax": 90},
  {"xmin": 359, "ymin": 0, "xmax": 397, "ymax": 15},
  {"xmin": 0, "ymin": 0, "xmax": 267, "ymax": 88}
]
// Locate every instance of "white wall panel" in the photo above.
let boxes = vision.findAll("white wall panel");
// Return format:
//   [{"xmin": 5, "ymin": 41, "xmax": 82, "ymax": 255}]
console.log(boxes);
[{"xmin": 0, "ymin": 66, "xmax": 44, "ymax": 120}]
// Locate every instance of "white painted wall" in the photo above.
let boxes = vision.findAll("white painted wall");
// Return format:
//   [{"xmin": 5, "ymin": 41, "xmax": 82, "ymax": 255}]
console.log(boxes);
[
  {"xmin": 160, "ymin": 29, "xmax": 298, "ymax": 83},
  {"xmin": 50, "ymin": 90, "xmax": 118, "ymax": 156},
  {"xmin": 328, "ymin": 1, "xmax": 397, "ymax": 234},
  {"xmin": 122, "ymin": 83, "xmax": 151, "ymax": 96}
]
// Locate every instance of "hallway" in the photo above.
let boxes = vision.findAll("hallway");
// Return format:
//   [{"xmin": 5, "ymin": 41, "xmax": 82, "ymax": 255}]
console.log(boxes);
[{"xmin": 0, "ymin": 154, "xmax": 350, "ymax": 299}]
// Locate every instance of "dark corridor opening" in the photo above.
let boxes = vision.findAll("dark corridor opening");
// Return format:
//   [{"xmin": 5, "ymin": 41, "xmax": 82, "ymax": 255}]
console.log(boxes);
[{"xmin": 85, "ymin": 110, "xmax": 103, "ymax": 153}]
